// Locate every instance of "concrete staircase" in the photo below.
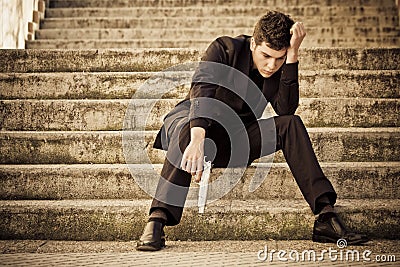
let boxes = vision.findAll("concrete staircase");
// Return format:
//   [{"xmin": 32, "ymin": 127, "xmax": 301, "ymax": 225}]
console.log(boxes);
[
  {"xmin": 0, "ymin": 0, "xmax": 399, "ymax": 242},
  {"xmin": 26, "ymin": 0, "xmax": 400, "ymax": 48}
]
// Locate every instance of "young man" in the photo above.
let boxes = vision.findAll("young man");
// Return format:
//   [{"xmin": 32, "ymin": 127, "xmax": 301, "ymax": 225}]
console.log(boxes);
[{"xmin": 136, "ymin": 11, "xmax": 368, "ymax": 251}]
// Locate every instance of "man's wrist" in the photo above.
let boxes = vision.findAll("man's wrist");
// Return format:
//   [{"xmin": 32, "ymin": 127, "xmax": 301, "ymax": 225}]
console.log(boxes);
[
  {"xmin": 286, "ymin": 49, "xmax": 299, "ymax": 64},
  {"xmin": 190, "ymin": 127, "xmax": 206, "ymax": 142}
]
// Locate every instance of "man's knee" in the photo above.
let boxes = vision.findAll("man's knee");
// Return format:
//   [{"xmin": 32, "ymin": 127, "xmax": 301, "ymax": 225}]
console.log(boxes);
[
  {"xmin": 286, "ymin": 114, "xmax": 301, "ymax": 121},
  {"xmin": 274, "ymin": 115, "xmax": 307, "ymax": 138},
  {"xmin": 276, "ymin": 114, "xmax": 303, "ymax": 127}
]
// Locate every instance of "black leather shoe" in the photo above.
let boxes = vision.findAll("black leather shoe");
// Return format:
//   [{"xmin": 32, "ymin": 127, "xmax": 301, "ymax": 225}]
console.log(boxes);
[
  {"xmin": 312, "ymin": 212, "xmax": 369, "ymax": 245},
  {"xmin": 136, "ymin": 221, "xmax": 166, "ymax": 251}
]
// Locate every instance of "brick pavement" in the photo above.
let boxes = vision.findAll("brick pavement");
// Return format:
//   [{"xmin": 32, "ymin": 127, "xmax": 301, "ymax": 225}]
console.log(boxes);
[
  {"xmin": 0, "ymin": 251, "xmax": 398, "ymax": 266},
  {"xmin": 0, "ymin": 240, "xmax": 399, "ymax": 266}
]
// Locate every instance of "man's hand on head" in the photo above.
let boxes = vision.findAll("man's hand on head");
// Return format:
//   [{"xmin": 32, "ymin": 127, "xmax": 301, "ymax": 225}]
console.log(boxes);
[{"xmin": 287, "ymin": 22, "xmax": 306, "ymax": 63}]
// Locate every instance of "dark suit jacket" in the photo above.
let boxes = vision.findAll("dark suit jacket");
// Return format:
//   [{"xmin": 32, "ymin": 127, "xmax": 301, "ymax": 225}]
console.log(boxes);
[{"xmin": 153, "ymin": 35, "xmax": 299, "ymax": 150}]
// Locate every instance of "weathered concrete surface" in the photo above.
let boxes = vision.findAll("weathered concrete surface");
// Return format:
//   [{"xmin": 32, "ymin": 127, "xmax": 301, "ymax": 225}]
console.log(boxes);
[
  {"xmin": 1, "ymin": 48, "xmax": 399, "ymax": 72},
  {"xmin": 1, "ymin": 70, "xmax": 399, "ymax": 100},
  {"xmin": 40, "ymin": 16, "xmax": 399, "ymax": 29},
  {"xmin": 0, "ymin": 49, "xmax": 201, "ymax": 73},
  {"xmin": 295, "ymin": 98, "xmax": 399, "ymax": 127},
  {"xmin": 1, "ymin": 98, "xmax": 398, "ymax": 130},
  {"xmin": 0, "ymin": 0, "xmax": 397, "ymax": 248},
  {"xmin": 0, "ymin": 162, "xmax": 398, "ymax": 200},
  {"xmin": 1, "ymin": 70, "xmax": 398, "ymax": 100},
  {"xmin": 47, "ymin": 0, "xmax": 398, "ymax": 8},
  {"xmin": 0, "ymin": 99, "xmax": 177, "ymax": 131},
  {"xmin": 1, "ymin": 128, "xmax": 398, "ymax": 164},
  {"xmin": 45, "ymin": 6, "xmax": 399, "ymax": 18},
  {"xmin": 0, "ymin": 199, "xmax": 398, "ymax": 240},
  {"xmin": 31, "ymin": 0, "xmax": 400, "ymax": 47},
  {"xmin": 25, "ymin": 37, "xmax": 400, "ymax": 49},
  {"xmin": 0, "ymin": 71, "xmax": 190, "ymax": 100},
  {"xmin": 35, "ymin": 27, "xmax": 400, "ymax": 40},
  {"xmin": 298, "ymin": 70, "xmax": 400, "ymax": 98}
]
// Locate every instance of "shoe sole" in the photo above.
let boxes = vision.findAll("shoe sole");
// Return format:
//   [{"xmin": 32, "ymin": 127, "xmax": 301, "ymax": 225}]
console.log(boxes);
[
  {"xmin": 136, "ymin": 244, "xmax": 165, "ymax": 251},
  {"xmin": 136, "ymin": 239, "xmax": 166, "ymax": 251}
]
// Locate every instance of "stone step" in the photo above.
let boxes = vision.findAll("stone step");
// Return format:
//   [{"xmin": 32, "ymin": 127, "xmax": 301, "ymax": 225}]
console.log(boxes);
[
  {"xmin": 1, "ymin": 98, "xmax": 398, "ymax": 131},
  {"xmin": 0, "ymin": 162, "xmax": 398, "ymax": 200},
  {"xmin": 48, "ymin": 0, "xmax": 398, "ymax": 8},
  {"xmin": 45, "ymin": 6, "xmax": 400, "ymax": 18},
  {"xmin": 2, "ymin": 49, "xmax": 399, "ymax": 72},
  {"xmin": 26, "ymin": 37, "xmax": 400, "ymax": 49},
  {"xmin": 2, "ymin": 49, "xmax": 398, "ymax": 73},
  {"xmin": 1, "ymin": 128, "xmax": 398, "ymax": 164},
  {"xmin": 1, "ymin": 70, "xmax": 398, "ymax": 100},
  {"xmin": 0, "ymin": 199, "xmax": 398, "ymax": 240},
  {"xmin": 35, "ymin": 27, "xmax": 400, "ymax": 40},
  {"xmin": 39, "ymin": 16, "xmax": 400, "ymax": 29}
]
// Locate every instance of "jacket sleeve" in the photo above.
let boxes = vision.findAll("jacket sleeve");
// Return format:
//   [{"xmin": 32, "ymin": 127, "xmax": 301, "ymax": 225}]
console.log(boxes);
[
  {"xmin": 270, "ymin": 62, "xmax": 300, "ymax": 115},
  {"xmin": 189, "ymin": 38, "xmax": 229, "ymax": 130}
]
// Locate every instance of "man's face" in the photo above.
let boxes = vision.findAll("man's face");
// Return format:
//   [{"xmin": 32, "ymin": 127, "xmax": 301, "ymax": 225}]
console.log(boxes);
[{"xmin": 250, "ymin": 37, "xmax": 287, "ymax": 78}]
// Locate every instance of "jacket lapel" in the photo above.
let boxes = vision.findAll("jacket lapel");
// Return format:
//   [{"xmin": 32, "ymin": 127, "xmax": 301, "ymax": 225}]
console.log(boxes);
[{"xmin": 233, "ymin": 36, "xmax": 252, "ymax": 105}]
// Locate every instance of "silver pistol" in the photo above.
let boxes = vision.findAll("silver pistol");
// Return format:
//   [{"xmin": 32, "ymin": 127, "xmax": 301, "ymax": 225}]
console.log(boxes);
[{"xmin": 198, "ymin": 157, "xmax": 212, "ymax": 213}]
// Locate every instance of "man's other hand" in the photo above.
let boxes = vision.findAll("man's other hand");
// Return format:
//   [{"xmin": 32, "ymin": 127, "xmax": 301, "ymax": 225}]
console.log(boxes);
[{"xmin": 287, "ymin": 22, "xmax": 306, "ymax": 63}]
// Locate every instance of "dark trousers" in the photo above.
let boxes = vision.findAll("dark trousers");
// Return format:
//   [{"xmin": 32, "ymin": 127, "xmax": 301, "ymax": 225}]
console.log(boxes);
[{"xmin": 151, "ymin": 115, "xmax": 337, "ymax": 226}]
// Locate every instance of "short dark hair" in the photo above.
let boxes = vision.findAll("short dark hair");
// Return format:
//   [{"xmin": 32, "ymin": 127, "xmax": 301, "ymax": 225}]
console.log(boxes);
[{"xmin": 253, "ymin": 10, "xmax": 295, "ymax": 51}]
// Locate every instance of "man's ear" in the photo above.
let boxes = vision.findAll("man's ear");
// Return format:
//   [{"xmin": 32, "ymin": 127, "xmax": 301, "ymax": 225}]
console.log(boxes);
[{"xmin": 250, "ymin": 37, "xmax": 256, "ymax": 52}]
